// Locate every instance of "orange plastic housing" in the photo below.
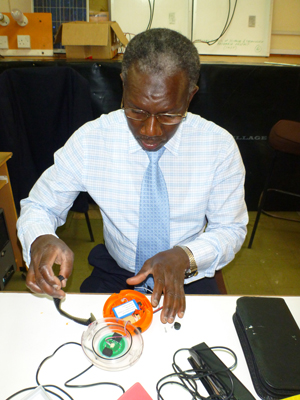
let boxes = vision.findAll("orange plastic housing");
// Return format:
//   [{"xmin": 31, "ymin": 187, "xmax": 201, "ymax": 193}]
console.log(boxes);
[{"xmin": 103, "ymin": 290, "xmax": 153, "ymax": 332}]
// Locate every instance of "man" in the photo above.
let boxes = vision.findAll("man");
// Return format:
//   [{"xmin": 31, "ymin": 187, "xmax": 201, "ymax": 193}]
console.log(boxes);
[{"xmin": 17, "ymin": 28, "xmax": 248, "ymax": 325}]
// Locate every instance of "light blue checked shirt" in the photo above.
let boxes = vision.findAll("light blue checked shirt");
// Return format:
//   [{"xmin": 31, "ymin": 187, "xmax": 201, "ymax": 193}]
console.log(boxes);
[{"xmin": 17, "ymin": 110, "xmax": 248, "ymax": 284}]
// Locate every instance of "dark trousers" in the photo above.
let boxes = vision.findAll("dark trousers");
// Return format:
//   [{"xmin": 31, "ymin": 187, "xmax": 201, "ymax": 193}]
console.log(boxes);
[{"xmin": 80, "ymin": 244, "xmax": 220, "ymax": 295}]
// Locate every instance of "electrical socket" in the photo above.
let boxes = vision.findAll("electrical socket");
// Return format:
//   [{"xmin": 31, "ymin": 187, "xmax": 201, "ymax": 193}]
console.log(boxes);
[
  {"xmin": 0, "ymin": 36, "xmax": 9, "ymax": 49},
  {"xmin": 169, "ymin": 12, "xmax": 176, "ymax": 24},
  {"xmin": 17, "ymin": 35, "xmax": 31, "ymax": 49},
  {"xmin": 248, "ymin": 15, "xmax": 256, "ymax": 28}
]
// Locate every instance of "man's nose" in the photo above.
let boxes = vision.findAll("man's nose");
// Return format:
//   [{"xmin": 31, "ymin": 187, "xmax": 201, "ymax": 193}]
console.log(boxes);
[{"xmin": 141, "ymin": 115, "xmax": 163, "ymax": 137}]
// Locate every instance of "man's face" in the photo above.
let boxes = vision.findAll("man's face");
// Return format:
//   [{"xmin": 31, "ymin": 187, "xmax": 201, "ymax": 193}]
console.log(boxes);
[{"xmin": 122, "ymin": 66, "xmax": 197, "ymax": 152}]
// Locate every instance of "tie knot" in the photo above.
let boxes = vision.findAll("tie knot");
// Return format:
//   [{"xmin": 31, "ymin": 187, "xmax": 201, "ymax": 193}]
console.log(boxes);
[{"xmin": 146, "ymin": 147, "xmax": 165, "ymax": 164}]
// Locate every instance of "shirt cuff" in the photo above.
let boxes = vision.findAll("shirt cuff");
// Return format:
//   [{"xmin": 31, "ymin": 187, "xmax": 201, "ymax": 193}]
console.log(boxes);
[{"xmin": 182, "ymin": 239, "xmax": 217, "ymax": 284}]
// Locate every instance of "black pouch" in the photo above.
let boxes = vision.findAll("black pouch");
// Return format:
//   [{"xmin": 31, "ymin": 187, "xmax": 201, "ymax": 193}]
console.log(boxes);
[{"xmin": 233, "ymin": 296, "xmax": 300, "ymax": 400}]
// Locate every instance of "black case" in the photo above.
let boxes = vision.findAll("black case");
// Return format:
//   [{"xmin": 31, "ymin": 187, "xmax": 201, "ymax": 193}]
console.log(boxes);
[{"xmin": 233, "ymin": 297, "xmax": 300, "ymax": 400}]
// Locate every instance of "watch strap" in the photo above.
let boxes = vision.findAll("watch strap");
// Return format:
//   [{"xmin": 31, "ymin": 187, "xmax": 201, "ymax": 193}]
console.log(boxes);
[{"xmin": 174, "ymin": 245, "xmax": 198, "ymax": 278}]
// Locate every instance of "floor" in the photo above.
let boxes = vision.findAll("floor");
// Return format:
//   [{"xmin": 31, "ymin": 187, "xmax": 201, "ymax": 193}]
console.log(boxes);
[
  {"xmin": 224, "ymin": 211, "xmax": 300, "ymax": 296},
  {"xmin": 4, "ymin": 209, "xmax": 300, "ymax": 296}
]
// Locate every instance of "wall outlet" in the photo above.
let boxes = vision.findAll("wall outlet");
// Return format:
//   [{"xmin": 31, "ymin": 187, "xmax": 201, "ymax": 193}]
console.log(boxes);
[
  {"xmin": 0, "ymin": 36, "xmax": 9, "ymax": 49},
  {"xmin": 17, "ymin": 35, "xmax": 31, "ymax": 49},
  {"xmin": 248, "ymin": 15, "xmax": 256, "ymax": 27},
  {"xmin": 169, "ymin": 12, "xmax": 176, "ymax": 24}
]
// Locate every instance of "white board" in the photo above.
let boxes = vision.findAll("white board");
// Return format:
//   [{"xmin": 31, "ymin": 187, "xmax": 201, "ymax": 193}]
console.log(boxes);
[
  {"xmin": 109, "ymin": 0, "xmax": 192, "ymax": 39},
  {"xmin": 192, "ymin": 0, "xmax": 274, "ymax": 56}
]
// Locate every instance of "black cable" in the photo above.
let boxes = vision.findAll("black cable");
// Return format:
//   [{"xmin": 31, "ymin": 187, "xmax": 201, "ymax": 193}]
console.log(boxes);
[
  {"xmin": 156, "ymin": 370, "xmax": 205, "ymax": 400},
  {"xmin": 53, "ymin": 275, "xmax": 96, "ymax": 326},
  {"xmin": 171, "ymin": 348, "xmax": 200, "ymax": 396},
  {"xmin": 205, "ymin": 0, "xmax": 232, "ymax": 45},
  {"xmin": 211, "ymin": 0, "xmax": 232, "ymax": 45},
  {"xmin": 158, "ymin": 380, "xmax": 199, "ymax": 400},
  {"xmin": 5, "ymin": 385, "xmax": 68, "ymax": 400},
  {"xmin": 150, "ymin": 0, "xmax": 155, "ymax": 29},
  {"xmin": 212, "ymin": 0, "xmax": 237, "ymax": 44},
  {"xmin": 35, "ymin": 341, "xmax": 81, "ymax": 400},
  {"xmin": 64, "ymin": 360, "xmax": 125, "ymax": 393},
  {"xmin": 64, "ymin": 364, "xmax": 94, "ymax": 387},
  {"xmin": 36, "ymin": 341, "xmax": 125, "ymax": 395},
  {"xmin": 146, "ymin": 0, "xmax": 155, "ymax": 30},
  {"xmin": 207, "ymin": 346, "xmax": 238, "ymax": 370},
  {"xmin": 172, "ymin": 363, "xmax": 200, "ymax": 398},
  {"xmin": 194, "ymin": 0, "xmax": 238, "ymax": 46},
  {"xmin": 6, "ymin": 345, "xmax": 72, "ymax": 400},
  {"xmin": 53, "ymin": 297, "xmax": 96, "ymax": 326},
  {"xmin": 5, "ymin": 387, "xmax": 40, "ymax": 400},
  {"xmin": 146, "ymin": 0, "xmax": 152, "ymax": 30},
  {"xmin": 188, "ymin": 347, "xmax": 236, "ymax": 400},
  {"xmin": 156, "ymin": 346, "xmax": 237, "ymax": 400},
  {"xmin": 6, "ymin": 341, "xmax": 125, "ymax": 400},
  {"xmin": 66, "ymin": 375, "xmax": 126, "ymax": 392},
  {"xmin": 40, "ymin": 386, "xmax": 72, "ymax": 400}
]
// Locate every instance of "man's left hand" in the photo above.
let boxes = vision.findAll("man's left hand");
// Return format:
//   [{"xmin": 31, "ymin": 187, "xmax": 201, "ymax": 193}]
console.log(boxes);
[{"xmin": 126, "ymin": 247, "xmax": 190, "ymax": 324}]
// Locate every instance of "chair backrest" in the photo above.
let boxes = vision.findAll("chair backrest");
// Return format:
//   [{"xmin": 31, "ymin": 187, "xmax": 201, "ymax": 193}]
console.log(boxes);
[
  {"xmin": 269, "ymin": 120, "xmax": 300, "ymax": 156},
  {"xmin": 0, "ymin": 66, "xmax": 94, "ymax": 213}
]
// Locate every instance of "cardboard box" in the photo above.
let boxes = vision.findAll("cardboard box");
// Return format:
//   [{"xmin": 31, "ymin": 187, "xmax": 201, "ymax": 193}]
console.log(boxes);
[{"xmin": 55, "ymin": 21, "xmax": 128, "ymax": 59}]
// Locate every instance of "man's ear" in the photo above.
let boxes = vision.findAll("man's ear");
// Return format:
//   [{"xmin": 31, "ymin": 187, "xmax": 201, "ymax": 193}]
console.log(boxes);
[{"xmin": 188, "ymin": 85, "xmax": 199, "ymax": 106}]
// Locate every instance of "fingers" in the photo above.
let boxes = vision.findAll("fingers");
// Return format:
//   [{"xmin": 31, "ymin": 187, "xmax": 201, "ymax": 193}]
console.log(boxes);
[
  {"xmin": 126, "ymin": 270, "xmax": 149, "ymax": 286},
  {"xmin": 60, "ymin": 276, "xmax": 68, "ymax": 288},
  {"xmin": 148, "ymin": 249, "xmax": 187, "ymax": 324},
  {"xmin": 155, "ymin": 273, "xmax": 186, "ymax": 324},
  {"xmin": 36, "ymin": 250, "xmax": 67, "ymax": 298},
  {"xmin": 128, "ymin": 249, "xmax": 188, "ymax": 325},
  {"xmin": 27, "ymin": 235, "xmax": 74, "ymax": 298},
  {"xmin": 26, "ymin": 263, "xmax": 65, "ymax": 298},
  {"xmin": 151, "ymin": 270, "xmax": 164, "ymax": 308},
  {"xmin": 26, "ymin": 267, "xmax": 44, "ymax": 294},
  {"xmin": 161, "ymin": 289, "xmax": 185, "ymax": 324}
]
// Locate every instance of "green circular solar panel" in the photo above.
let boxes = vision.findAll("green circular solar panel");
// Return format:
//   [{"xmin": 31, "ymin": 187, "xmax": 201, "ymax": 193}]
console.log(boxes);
[{"xmin": 99, "ymin": 333, "xmax": 127, "ymax": 357}]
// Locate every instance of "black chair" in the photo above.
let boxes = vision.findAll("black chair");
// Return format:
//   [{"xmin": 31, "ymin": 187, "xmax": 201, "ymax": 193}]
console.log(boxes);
[
  {"xmin": 248, "ymin": 120, "xmax": 300, "ymax": 248},
  {"xmin": 71, "ymin": 193, "xmax": 94, "ymax": 242},
  {"xmin": 0, "ymin": 66, "xmax": 95, "ymax": 241}
]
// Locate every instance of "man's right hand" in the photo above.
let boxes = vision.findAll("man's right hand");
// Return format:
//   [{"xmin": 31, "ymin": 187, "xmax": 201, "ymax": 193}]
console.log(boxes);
[{"xmin": 26, "ymin": 234, "xmax": 74, "ymax": 299}]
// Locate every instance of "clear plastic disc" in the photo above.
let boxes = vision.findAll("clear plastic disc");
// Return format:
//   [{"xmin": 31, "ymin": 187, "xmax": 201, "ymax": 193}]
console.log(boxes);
[{"xmin": 81, "ymin": 317, "xmax": 144, "ymax": 371}]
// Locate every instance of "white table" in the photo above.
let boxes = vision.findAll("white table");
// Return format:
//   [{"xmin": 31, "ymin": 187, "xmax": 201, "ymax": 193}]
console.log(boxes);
[{"xmin": 1, "ymin": 293, "xmax": 300, "ymax": 400}]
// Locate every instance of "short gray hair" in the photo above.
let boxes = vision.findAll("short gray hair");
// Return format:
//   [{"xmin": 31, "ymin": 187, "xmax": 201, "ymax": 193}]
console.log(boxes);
[{"xmin": 122, "ymin": 28, "xmax": 200, "ymax": 94}]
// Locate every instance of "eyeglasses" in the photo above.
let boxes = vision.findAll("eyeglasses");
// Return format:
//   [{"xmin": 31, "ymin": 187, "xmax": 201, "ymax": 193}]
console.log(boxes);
[{"xmin": 123, "ymin": 108, "xmax": 187, "ymax": 125}]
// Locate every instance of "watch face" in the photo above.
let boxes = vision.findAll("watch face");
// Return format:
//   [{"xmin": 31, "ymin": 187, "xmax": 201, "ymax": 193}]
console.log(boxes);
[{"xmin": 185, "ymin": 269, "xmax": 198, "ymax": 279}]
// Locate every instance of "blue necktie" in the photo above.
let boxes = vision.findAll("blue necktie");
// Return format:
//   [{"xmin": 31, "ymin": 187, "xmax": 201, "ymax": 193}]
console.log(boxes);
[{"xmin": 135, "ymin": 147, "xmax": 170, "ymax": 291}]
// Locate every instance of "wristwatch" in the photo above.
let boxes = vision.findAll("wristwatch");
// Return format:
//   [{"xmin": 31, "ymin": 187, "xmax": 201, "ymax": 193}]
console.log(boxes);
[{"xmin": 174, "ymin": 245, "xmax": 198, "ymax": 278}]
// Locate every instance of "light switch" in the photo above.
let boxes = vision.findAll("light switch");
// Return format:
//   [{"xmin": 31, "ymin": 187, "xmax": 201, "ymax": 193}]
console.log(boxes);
[{"xmin": 0, "ymin": 36, "xmax": 9, "ymax": 49}]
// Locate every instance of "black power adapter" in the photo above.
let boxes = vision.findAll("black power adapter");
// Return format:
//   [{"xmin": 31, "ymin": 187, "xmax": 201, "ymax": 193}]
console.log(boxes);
[{"xmin": 188, "ymin": 342, "xmax": 255, "ymax": 400}]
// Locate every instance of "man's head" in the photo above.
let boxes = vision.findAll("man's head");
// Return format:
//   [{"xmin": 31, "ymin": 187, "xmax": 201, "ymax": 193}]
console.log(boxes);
[
  {"xmin": 122, "ymin": 28, "xmax": 200, "ymax": 95},
  {"xmin": 121, "ymin": 29, "xmax": 200, "ymax": 152}
]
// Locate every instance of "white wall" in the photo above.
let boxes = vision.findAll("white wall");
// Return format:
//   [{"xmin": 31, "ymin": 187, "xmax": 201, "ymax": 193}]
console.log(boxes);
[
  {"xmin": 271, "ymin": 0, "xmax": 300, "ymax": 55},
  {"xmin": 110, "ymin": 0, "xmax": 273, "ymax": 56},
  {"xmin": 110, "ymin": 0, "xmax": 192, "ymax": 39},
  {"xmin": 1, "ymin": 0, "xmax": 33, "ymax": 12},
  {"xmin": 192, "ymin": 0, "xmax": 273, "ymax": 56}
]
